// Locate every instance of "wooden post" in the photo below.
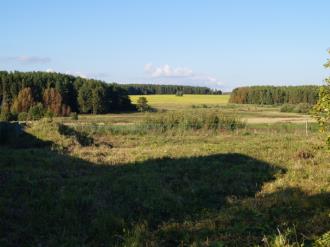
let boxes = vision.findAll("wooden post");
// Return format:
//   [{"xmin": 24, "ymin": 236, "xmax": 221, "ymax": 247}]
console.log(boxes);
[{"xmin": 305, "ymin": 119, "xmax": 308, "ymax": 136}]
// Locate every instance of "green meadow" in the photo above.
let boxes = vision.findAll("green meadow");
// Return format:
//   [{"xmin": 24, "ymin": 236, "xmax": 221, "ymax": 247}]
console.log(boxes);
[{"xmin": 0, "ymin": 96, "xmax": 329, "ymax": 247}]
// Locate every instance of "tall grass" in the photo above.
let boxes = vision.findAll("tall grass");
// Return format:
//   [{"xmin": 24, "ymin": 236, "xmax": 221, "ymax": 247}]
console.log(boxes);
[
  {"xmin": 280, "ymin": 103, "xmax": 312, "ymax": 114},
  {"xmin": 140, "ymin": 110, "xmax": 245, "ymax": 133}
]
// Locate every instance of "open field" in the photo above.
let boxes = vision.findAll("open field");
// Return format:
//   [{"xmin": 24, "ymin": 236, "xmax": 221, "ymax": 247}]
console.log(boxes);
[
  {"xmin": 1, "ymin": 99, "xmax": 329, "ymax": 246},
  {"xmin": 130, "ymin": 94, "xmax": 230, "ymax": 109}
]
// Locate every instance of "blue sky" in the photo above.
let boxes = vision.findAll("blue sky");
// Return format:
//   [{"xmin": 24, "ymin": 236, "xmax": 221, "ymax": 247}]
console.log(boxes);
[{"xmin": 1, "ymin": 0, "xmax": 330, "ymax": 91}]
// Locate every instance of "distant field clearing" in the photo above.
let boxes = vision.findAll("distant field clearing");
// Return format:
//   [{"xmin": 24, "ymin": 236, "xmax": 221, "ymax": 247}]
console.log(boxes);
[{"xmin": 130, "ymin": 94, "xmax": 230, "ymax": 109}]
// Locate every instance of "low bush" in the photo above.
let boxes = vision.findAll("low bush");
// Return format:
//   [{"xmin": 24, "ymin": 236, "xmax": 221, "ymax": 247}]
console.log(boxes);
[
  {"xmin": 28, "ymin": 103, "xmax": 45, "ymax": 120},
  {"xmin": 294, "ymin": 103, "xmax": 312, "ymax": 113},
  {"xmin": 140, "ymin": 110, "xmax": 245, "ymax": 133},
  {"xmin": 136, "ymin": 97, "xmax": 150, "ymax": 112},
  {"xmin": 280, "ymin": 104, "xmax": 296, "ymax": 113},
  {"xmin": 18, "ymin": 112, "xmax": 29, "ymax": 121},
  {"xmin": 70, "ymin": 112, "xmax": 79, "ymax": 120},
  {"xmin": 44, "ymin": 110, "xmax": 54, "ymax": 120},
  {"xmin": 0, "ymin": 111, "xmax": 17, "ymax": 121},
  {"xmin": 280, "ymin": 103, "xmax": 312, "ymax": 114}
]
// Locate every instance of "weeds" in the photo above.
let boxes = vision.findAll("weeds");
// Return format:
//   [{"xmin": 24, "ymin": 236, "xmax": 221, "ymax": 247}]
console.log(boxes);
[{"xmin": 140, "ymin": 110, "xmax": 246, "ymax": 133}]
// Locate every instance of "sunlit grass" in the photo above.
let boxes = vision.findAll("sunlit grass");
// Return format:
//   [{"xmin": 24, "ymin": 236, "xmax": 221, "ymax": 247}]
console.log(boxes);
[{"xmin": 130, "ymin": 94, "xmax": 230, "ymax": 109}]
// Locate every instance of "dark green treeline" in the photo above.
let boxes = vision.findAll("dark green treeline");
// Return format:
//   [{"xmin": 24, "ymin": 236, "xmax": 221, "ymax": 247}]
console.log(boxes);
[
  {"xmin": 0, "ymin": 71, "xmax": 133, "ymax": 114},
  {"xmin": 229, "ymin": 86, "xmax": 320, "ymax": 105},
  {"xmin": 120, "ymin": 84, "xmax": 222, "ymax": 95}
]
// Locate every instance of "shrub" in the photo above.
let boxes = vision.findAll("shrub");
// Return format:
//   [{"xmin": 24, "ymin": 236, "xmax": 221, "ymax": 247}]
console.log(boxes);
[
  {"xmin": 44, "ymin": 110, "xmax": 54, "ymax": 120},
  {"xmin": 136, "ymin": 97, "xmax": 150, "ymax": 112},
  {"xmin": 293, "ymin": 103, "xmax": 312, "ymax": 113},
  {"xmin": 0, "ymin": 111, "xmax": 17, "ymax": 121},
  {"xmin": 70, "ymin": 112, "xmax": 79, "ymax": 120},
  {"xmin": 280, "ymin": 103, "xmax": 312, "ymax": 114},
  {"xmin": 280, "ymin": 104, "xmax": 295, "ymax": 113},
  {"xmin": 18, "ymin": 112, "xmax": 29, "ymax": 121},
  {"xmin": 140, "ymin": 110, "xmax": 245, "ymax": 133},
  {"xmin": 28, "ymin": 103, "xmax": 45, "ymax": 120}
]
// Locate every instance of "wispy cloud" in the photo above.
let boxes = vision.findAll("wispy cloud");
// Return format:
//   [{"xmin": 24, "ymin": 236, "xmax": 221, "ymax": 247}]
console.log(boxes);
[
  {"xmin": 4, "ymin": 56, "xmax": 51, "ymax": 64},
  {"xmin": 144, "ymin": 63, "xmax": 194, "ymax": 78},
  {"xmin": 65, "ymin": 71, "xmax": 109, "ymax": 79},
  {"xmin": 46, "ymin": 68, "xmax": 55, "ymax": 73},
  {"xmin": 45, "ymin": 69, "xmax": 109, "ymax": 80},
  {"xmin": 144, "ymin": 63, "xmax": 222, "ymax": 86}
]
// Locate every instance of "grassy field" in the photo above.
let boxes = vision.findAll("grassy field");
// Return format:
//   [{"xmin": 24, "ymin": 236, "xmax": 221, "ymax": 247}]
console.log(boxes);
[
  {"xmin": 0, "ymin": 97, "xmax": 329, "ymax": 246},
  {"xmin": 130, "ymin": 94, "xmax": 230, "ymax": 109}
]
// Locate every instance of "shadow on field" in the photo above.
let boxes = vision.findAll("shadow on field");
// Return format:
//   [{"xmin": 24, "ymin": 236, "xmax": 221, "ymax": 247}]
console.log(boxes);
[
  {"xmin": 158, "ymin": 187, "xmax": 330, "ymax": 246},
  {"xmin": 0, "ymin": 122, "xmax": 52, "ymax": 148},
  {"xmin": 1, "ymin": 123, "xmax": 328, "ymax": 246}
]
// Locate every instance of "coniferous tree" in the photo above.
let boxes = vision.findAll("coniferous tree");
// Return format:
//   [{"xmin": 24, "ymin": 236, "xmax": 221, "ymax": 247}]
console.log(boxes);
[
  {"xmin": 12, "ymin": 87, "xmax": 35, "ymax": 113},
  {"xmin": 43, "ymin": 88, "xmax": 62, "ymax": 116}
]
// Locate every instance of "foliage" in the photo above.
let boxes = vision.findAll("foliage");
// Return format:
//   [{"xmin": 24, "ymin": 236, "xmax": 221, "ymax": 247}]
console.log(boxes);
[
  {"xmin": 280, "ymin": 103, "xmax": 312, "ymax": 113},
  {"xmin": 136, "ymin": 96, "xmax": 150, "ymax": 112},
  {"xmin": 17, "ymin": 112, "xmax": 29, "ymax": 121},
  {"xmin": 229, "ymin": 86, "xmax": 319, "ymax": 105},
  {"xmin": 0, "ymin": 71, "xmax": 133, "ymax": 115},
  {"xmin": 140, "ymin": 110, "xmax": 245, "ymax": 132},
  {"xmin": 0, "ymin": 111, "xmax": 16, "ymax": 121},
  {"xmin": 11, "ymin": 87, "xmax": 35, "ymax": 113},
  {"xmin": 120, "ymin": 83, "xmax": 222, "ymax": 95},
  {"xmin": 43, "ymin": 88, "xmax": 63, "ymax": 116},
  {"xmin": 70, "ymin": 112, "xmax": 78, "ymax": 120},
  {"xmin": 313, "ymin": 51, "xmax": 330, "ymax": 148},
  {"xmin": 314, "ymin": 231, "xmax": 330, "ymax": 247},
  {"xmin": 28, "ymin": 103, "xmax": 45, "ymax": 120},
  {"xmin": 91, "ymin": 86, "xmax": 106, "ymax": 114}
]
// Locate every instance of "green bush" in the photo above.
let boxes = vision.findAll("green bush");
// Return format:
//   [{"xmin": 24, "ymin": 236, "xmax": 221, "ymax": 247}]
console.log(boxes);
[
  {"xmin": 28, "ymin": 103, "xmax": 45, "ymax": 120},
  {"xmin": 280, "ymin": 104, "xmax": 295, "ymax": 113},
  {"xmin": 136, "ymin": 97, "xmax": 151, "ymax": 112},
  {"xmin": 294, "ymin": 103, "xmax": 312, "ymax": 113},
  {"xmin": 140, "ymin": 110, "xmax": 245, "ymax": 133},
  {"xmin": 18, "ymin": 112, "xmax": 29, "ymax": 121},
  {"xmin": 280, "ymin": 103, "xmax": 312, "ymax": 114},
  {"xmin": 0, "ymin": 111, "xmax": 17, "ymax": 121},
  {"xmin": 44, "ymin": 110, "xmax": 54, "ymax": 120},
  {"xmin": 70, "ymin": 112, "xmax": 79, "ymax": 120}
]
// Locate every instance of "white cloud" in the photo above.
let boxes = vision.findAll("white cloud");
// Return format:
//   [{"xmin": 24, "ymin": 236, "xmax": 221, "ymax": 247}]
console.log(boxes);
[
  {"xmin": 144, "ymin": 63, "xmax": 193, "ymax": 78},
  {"xmin": 64, "ymin": 70, "xmax": 109, "ymax": 80},
  {"xmin": 144, "ymin": 63, "xmax": 222, "ymax": 86},
  {"xmin": 46, "ymin": 68, "xmax": 55, "ymax": 73},
  {"xmin": 44, "ymin": 69, "xmax": 109, "ymax": 80}
]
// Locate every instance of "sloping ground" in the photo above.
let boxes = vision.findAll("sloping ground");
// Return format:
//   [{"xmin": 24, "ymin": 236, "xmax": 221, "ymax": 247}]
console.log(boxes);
[{"xmin": 0, "ymin": 120, "xmax": 329, "ymax": 246}]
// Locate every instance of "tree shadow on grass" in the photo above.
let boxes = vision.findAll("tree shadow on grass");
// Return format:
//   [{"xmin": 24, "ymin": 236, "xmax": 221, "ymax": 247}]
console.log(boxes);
[
  {"xmin": 2, "ymin": 122, "xmax": 327, "ymax": 246},
  {"xmin": 158, "ymin": 187, "xmax": 330, "ymax": 246}
]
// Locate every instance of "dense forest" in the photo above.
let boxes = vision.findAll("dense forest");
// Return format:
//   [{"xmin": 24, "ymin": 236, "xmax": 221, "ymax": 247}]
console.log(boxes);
[
  {"xmin": 120, "ymin": 84, "xmax": 222, "ymax": 95},
  {"xmin": 0, "ymin": 71, "xmax": 133, "ymax": 117},
  {"xmin": 229, "ymin": 86, "xmax": 320, "ymax": 105}
]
